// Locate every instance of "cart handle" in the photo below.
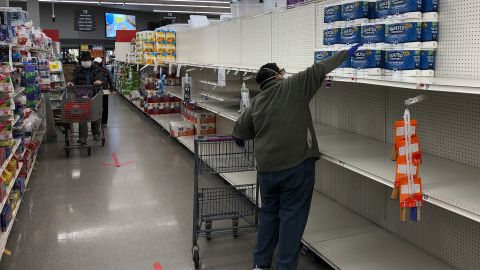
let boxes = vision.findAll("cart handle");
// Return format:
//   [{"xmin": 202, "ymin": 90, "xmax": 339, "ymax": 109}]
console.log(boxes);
[{"xmin": 196, "ymin": 135, "xmax": 236, "ymax": 142}]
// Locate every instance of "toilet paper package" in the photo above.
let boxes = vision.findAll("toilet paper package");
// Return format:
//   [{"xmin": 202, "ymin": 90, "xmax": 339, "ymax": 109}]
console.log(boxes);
[
  {"xmin": 324, "ymin": 4, "xmax": 342, "ymax": 23},
  {"xmin": 341, "ymin": 24, "xmax": 362, "ymax": 44},
  {"xmin": 314, "ymin": 48, "xmax": 336, "ymax": 63},
  {"xmin": 385, "ymin": 19, "xmax": 422, "ymax": 44},
  {"xmin": 351, "ymin": 49, "xmax": 385, "ymax": 69},
  {"xmin": 420, "ymin": 48, "xmax": 435, "ymax": 76},
  {"xmin": 375, "ymin": 0, "xmax": 390, "ymax": 19},
  {"xmin": 422, "ymin": 0, "xmax": 438, "ymax": 12},
  {"xmin": 324, "ymin": 27, "xmax": 342, "ymax": 45},
  {"xmin": 361, "ymin": 22, "xmax": 386, "ymax": 44},
  {"xmin": 341, "ymin": 1, "xmax": 370, "ymax": 21},
  {"xmin": 385, "ymin": 45, "xmax": 421, "ymax": 76},
  {"xmin": 389, "ymin": 0, "xmax": 422, "ymax": 16},
  {"xmin": 421, "ymin": 12, "xmax": 438, "ymax": 42}
]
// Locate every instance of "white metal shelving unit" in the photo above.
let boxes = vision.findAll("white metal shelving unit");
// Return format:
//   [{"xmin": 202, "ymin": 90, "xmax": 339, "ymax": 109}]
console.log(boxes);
[{"xmin": 120, "ymin": 86, "xmax": 455, "ymax": 270}]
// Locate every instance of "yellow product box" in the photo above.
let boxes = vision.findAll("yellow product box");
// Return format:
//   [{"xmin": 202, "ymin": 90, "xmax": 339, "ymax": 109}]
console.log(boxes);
[
  {"xmin": 143, "ymin": 31, "xmax": 155, "ymax": 43},
  {"xmin": 143, "ymin": 42, "xmax": 155, "ymax": 53},
  {"xmin": 167, "ymin": 53, "xmax": 176, "ymax": 62},
  {"xmin": 145, "ymin": 53, "xmax": 157, "ymax": 65},
  {"xmin": 166, "ymin": 43, "xmax": 176, "ymax": 54},
  {"xmin": 156, "ymin": 42, "xmax": 167, "ymax": 53},
  {"xmin": 166, "ymin": 30, "xmax": 176, "ymax": 43},
  {"xmin": 157, "ymin": 53, "xmax": 167, "ymax": 63},
  {"xmin": 155, "ymin": 30, "xmax": 166, "ymax": 43},
  {"xmin": 2, "ymin": 169, "xmax": 12, "ymax": 185}
]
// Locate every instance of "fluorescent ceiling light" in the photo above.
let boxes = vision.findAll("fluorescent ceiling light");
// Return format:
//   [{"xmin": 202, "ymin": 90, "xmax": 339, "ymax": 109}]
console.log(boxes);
[
  {"xmin": 37, "ymin": 0, "xmax": 230, "ymax": 5},
  {"xmin": 147, "ymin": 4, "xmax": 230, "ymax": 9},
  {"xmin": 124, "ymin": 1, "xmax": 230, "ymax": 5},
  {"xmin": 154, "ymin": 9, "xmax": 231, "ymax": 15},
  {"xmin": 38, "ymin": 0, "xmax": 100, "ymax": 3}
]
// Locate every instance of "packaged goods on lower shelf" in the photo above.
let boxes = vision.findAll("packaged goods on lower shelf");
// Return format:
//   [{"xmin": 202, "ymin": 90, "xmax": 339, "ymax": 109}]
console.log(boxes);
[
  {"xmin": 169, "ymin": 121, "xmax": 194, "ymax": 137},
  {"xmin": 0, "ymin": 203, "xmax": 11, "ymax": 232},
  {"xmin": 181, "ymin": 103, "xmax": 216, "ymax": 135},
  {"xmin": 194, "ymin": 123, "xmax": 216, "ymax": 135}
]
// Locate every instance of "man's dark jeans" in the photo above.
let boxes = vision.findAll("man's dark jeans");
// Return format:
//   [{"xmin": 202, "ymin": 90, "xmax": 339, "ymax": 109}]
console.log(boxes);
[{"xmin": 253, "ymin": 158, "xmax": 316, "ymax": 270}]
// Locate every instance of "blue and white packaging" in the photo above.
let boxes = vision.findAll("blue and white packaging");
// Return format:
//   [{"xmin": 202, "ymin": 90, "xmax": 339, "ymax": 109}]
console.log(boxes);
[
  {"xmin": 324, "ymin": 4, "xmax": 342, "ymax": 23},
  {"xmin": 314, "ymin": 47, "xmax": 342, "ymax": 75},
  {"xmin": 420, "ymin": 48, "xmax": 436, "ymax": 76},
  {"xmin": 361, "ymin": 22, "xmax": 386, "ymax": 44},
  {"xmin": 351, "ymin": 44, "xmax": 385, "ymax": 76},
  {"xmin": 341, "ymin": 23, "xmax": 362, "ymax": 44},
  {"xmin": 375, "ymin": 0, "xmax": 390, "ymax": 19},
  {"xmin": 385, "ymin": 44, "xmax": 421, "ymax": 76},
  {"xmin": 421, "ymin": 12, "xmax": 438, "ymax": 42},
  {"xmin": 385, "ymin": 19, "xmax": 422, "ymax": 44},
  {"xmin": 422, "ymin": 0, "xmax": 438, "ymax": 12},
  {"xmin": 341, "ymin": 0, "xmax": 370, "ymax": 21},
  {"xmin": 324, "ymin": 27, "xmax": 342, "ymax": 45},
  {"xmin": 389, "ymin": 0, "xmax": 422, "ymax": 16},
  {"xmin": 314, "ymin": 48, "xmax": 335, "ymax": 63}
]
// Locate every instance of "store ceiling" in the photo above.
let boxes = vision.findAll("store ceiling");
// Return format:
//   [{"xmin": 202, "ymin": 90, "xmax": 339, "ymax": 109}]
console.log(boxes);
[{"xmin": 11, "ymin": 0, "xmax": 231, "ymax": 15}]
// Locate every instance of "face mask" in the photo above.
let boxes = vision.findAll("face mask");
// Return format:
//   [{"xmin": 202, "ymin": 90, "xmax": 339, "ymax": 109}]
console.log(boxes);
[{"xmin": 81, "ymin": 61, "xmax": 92, "ymax": 68}]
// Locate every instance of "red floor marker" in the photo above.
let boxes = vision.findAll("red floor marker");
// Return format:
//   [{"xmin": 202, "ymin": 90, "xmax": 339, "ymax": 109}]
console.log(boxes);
[
  {"xmin": 153, "ymin": 262, "xmax": 163, "ymax": 270},
  {"xmin": 103, "ymin": 153, "xmax": 135, "ymax": 168}
]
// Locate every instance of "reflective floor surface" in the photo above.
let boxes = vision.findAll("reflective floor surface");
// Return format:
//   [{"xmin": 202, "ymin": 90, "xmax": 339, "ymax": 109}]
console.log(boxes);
[{"xmin": 0, "ymin": 94, "xmax": 331, "ymax": 270}]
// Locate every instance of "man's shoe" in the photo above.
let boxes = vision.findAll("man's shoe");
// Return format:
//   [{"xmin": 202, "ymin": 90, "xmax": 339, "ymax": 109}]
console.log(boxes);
[
  {"xmin": 77, "ymin": 138, "xmax": 87, "ymax": 145},
  {"xmin": 93, "ymin": 135, "xmax": 100, "ymax": 141}
]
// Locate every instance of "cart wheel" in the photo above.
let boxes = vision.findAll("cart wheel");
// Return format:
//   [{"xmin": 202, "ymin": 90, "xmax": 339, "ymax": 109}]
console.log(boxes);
[
  {"xmin": 87, "ymin": 147, "xmax": 92, "ymax": 156},
  {"xmin": 65, "ymin": 149, "xmax": 70, "ymax": 158},
  {"xmin": 232, "ymin": 218, "xmax": 239, "ymax": 238},
  {"xmin": 192, "ymin": 247, "xmax": 200, "ymax": 269},
  {"xmin": 205, "ymin": 221, "xmax": 212, "ymax": 240},
  {"xmin": 102, "ymin": 138, "xmax": 105, "ymax": 146}
]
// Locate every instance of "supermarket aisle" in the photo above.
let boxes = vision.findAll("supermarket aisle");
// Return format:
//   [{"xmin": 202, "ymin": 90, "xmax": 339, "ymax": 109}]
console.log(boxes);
[{"xmin": 0, "ymin": 94, "xmax": 329, "ymax": 270}]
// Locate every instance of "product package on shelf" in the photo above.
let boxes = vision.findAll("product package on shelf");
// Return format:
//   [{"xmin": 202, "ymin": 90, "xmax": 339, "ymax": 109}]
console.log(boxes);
[
  {"xmin": 133, "ymin": 29, "xmax": 176, "ymax": 64},
  {"xmin": 181, "ymin": 102, "xmax": 216, "ymax": 135},
  {"xmin": 391, "ymin": 109, "xmax": 423, "ymax": 222},
  {"xmin": 320, "ymin": 0, "xmax": 439, "ymax": 78},
  {"xmin": 37, "ymin": 59, "xmax": 50, "ymax": 93},
  {"xmin": 169, "ymin": 120, "xmax": 194, "ymax": 137}
]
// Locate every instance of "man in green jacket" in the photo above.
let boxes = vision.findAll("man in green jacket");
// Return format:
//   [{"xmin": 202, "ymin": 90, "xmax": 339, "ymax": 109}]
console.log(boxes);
[{"xmin": 233, "ymin": 46, "xmax": 360, "ymax": 270}]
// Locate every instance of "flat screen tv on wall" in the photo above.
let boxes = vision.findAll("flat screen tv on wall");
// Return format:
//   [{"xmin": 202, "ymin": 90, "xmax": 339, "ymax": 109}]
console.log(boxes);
[{"xmin": 105, "ymin": 13, "xmax": 136, "ymax": 38}]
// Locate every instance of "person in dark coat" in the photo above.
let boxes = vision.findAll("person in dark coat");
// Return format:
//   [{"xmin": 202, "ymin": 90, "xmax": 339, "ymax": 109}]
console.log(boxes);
[
  {"xmin": 67, "ymin": 51, "xmax": 105, "ymax": 144},
  {"xmin": 93, "ymin": 57, "xmax": 113, "ymax": 126}
]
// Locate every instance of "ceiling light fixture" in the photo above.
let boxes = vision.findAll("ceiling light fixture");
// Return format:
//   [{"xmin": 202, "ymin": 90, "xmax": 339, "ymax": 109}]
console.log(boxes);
[
  {"xmin": 125, "ymin": 0, "xmax": 230, "ymax": 6},
  {"xmin": 153, "ymin": 9, "xmax": 231, "ymax": 15},
  {"xmin": 37, "ymin": 0, "xmax": 230, "ymax": 5},
  {"xmin": 148, "ymin": 4, "xmax": 230, "ymax": 9}
]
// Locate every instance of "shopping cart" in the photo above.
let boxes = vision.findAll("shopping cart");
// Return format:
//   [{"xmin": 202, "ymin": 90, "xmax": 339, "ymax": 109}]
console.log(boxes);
[
  {"xmin": 192, "ymin": 135, "xmax": 258, "ymax": 269},
  {"xmin": 61, "ymin": 85, "xmax": 105, "ymax": 157}
]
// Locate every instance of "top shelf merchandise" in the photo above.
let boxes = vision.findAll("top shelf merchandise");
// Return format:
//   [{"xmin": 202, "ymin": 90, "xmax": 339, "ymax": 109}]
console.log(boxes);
[{"xmin": 134, "ymin": 29, "xmax": 176, "ymax": 64}]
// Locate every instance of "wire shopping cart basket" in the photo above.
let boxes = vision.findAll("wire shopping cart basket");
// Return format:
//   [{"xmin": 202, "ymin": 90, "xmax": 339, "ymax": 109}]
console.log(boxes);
[
  {"xmin": 192, "ymin": 135, "xmax": 258, "ymax": 269},
  {"xmin": 61, "ymin": 85, "xmax": 105, "ymax": 157}
]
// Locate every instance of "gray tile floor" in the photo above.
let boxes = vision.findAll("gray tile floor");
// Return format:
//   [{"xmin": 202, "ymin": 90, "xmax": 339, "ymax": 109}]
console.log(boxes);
[{"xmin": 0, "ymin": 95, "xmax": 332, "ymax": 270}]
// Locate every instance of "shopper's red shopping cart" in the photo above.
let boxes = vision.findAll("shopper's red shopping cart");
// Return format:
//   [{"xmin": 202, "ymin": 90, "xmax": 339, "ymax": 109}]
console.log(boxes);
[
  {"xmin": 60, "ymin": 85, "xmax": 105, "ymax": 157},
  {"xmin": 192, "ymin": 135, "xmax": 258, "ymax": 269}
]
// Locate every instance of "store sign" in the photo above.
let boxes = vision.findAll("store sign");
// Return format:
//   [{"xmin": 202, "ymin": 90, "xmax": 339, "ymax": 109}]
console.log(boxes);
[{"xmin": 74, "ymin": 9, "xmax": 96, "ymax": 32}]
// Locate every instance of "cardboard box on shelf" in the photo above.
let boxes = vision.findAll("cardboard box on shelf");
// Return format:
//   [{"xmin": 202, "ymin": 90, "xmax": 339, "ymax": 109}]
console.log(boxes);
[
  {"xmin": 195, "ymin": 123, "xmax": 216, "ymax": 135},
  {"xmin": 169, "ymin": 121, "xmax": 194, "ymax": 137}
]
